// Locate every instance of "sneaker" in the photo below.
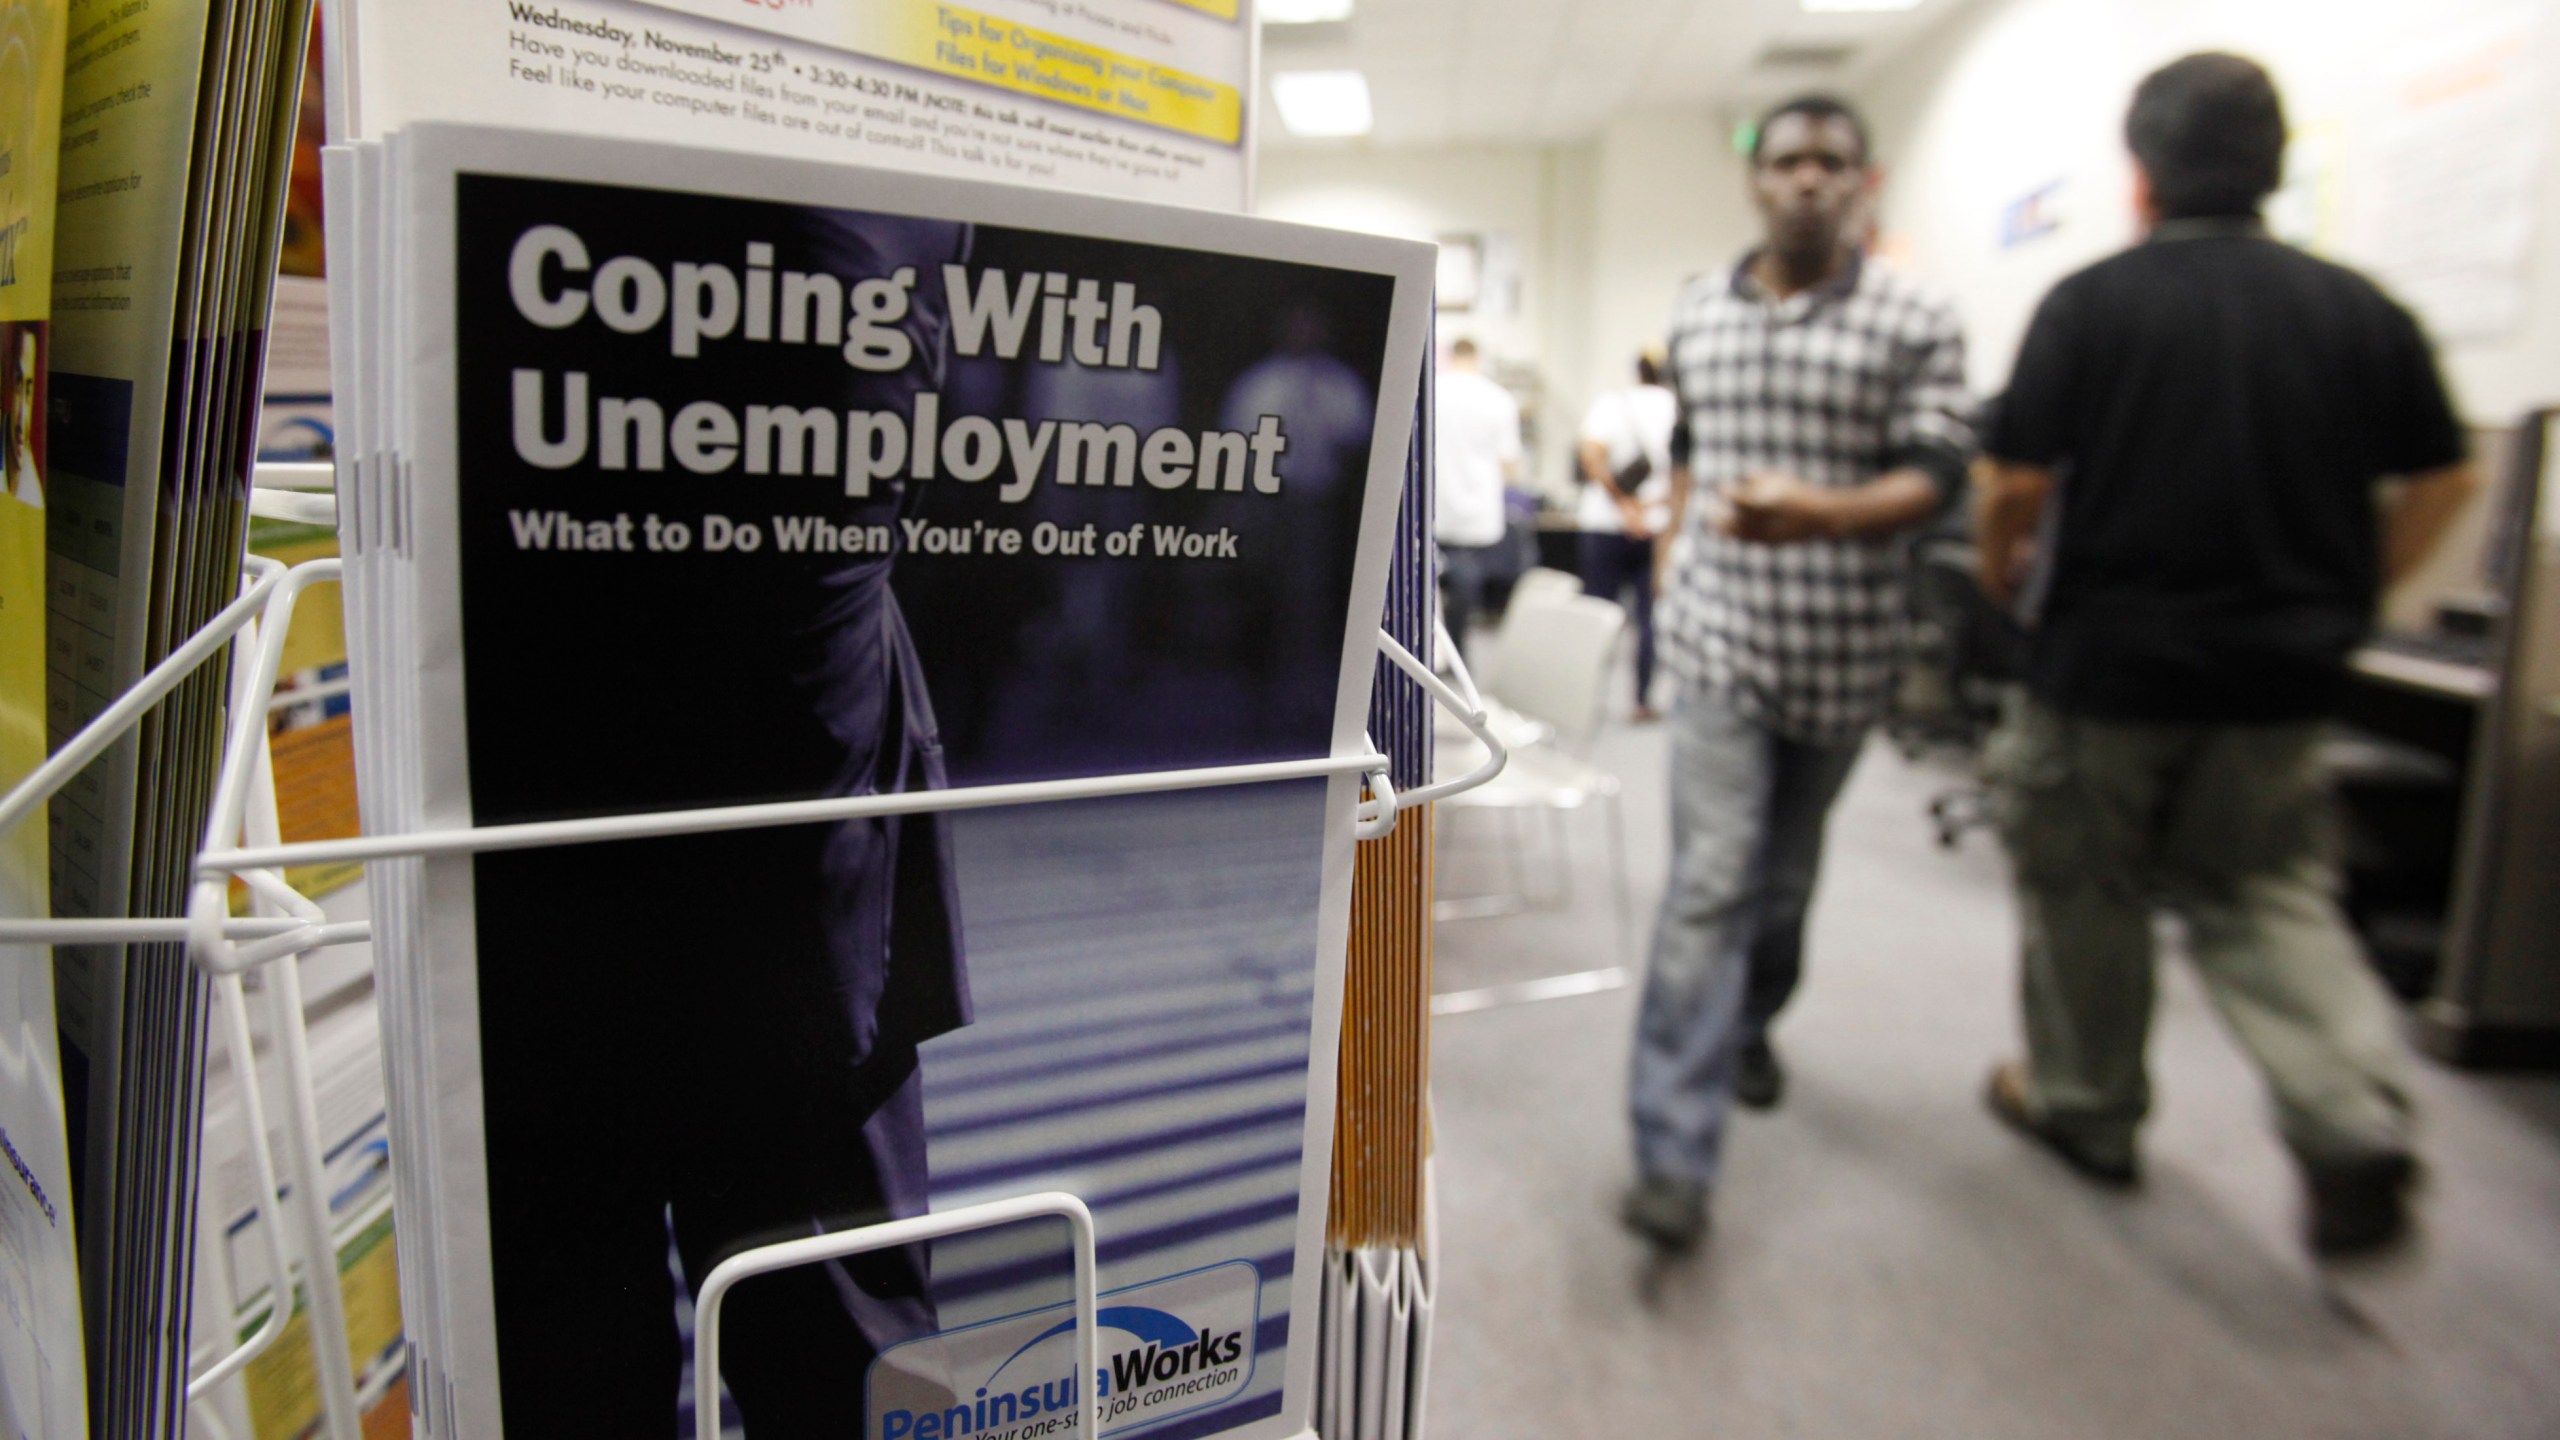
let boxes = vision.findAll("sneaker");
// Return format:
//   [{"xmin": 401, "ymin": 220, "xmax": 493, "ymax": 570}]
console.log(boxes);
[
  {"xmin": 2304, "ymin": 1151, "xmax": 2419, "ymax": 1257},
  {"xmin": 1982, "ymin": 1060, "xmax": 2138, "ymax": 1187},
  {"xmin": 1734, "ymin": 1036, "xmax": 1785, "ymax": 1110},
  {"xmin": 1618, "ymin": 1174, "xmax": 1708, "ymax": 1252}
]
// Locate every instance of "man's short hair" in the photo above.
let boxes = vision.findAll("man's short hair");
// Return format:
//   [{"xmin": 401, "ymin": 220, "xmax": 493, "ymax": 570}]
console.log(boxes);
[
  {"xmin": 2125, "ymin": 53, "xmax": 2286, "ymax": 219},
  {"xmin": 1450, "ymin": 337, "xmax": 1478, "ymax": 361},
  {"xmin": 1750, "ymin": 94, "xmax": 1871, "ymax": 167}
]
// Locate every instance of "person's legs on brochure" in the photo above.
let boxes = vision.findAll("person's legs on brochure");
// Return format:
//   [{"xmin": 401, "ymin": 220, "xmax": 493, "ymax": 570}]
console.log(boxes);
[
  {"xmin": 676, "ymin": 1052, "xmax": 939, "ymax": 1436},
  {"xmin": 475, "ymin": 839, "xmax": 697, "ymax": 1434}
]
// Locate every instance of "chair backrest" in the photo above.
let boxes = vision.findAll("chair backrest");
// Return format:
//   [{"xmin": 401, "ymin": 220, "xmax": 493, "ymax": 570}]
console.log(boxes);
[
  {"xmin": 1912, "ymin": 538, "xmax": 2028, "ymax": 684},
  {"xmin": 1486, "ymin": 589, "xmax": 1627, "ymax": 748},
  {"xmin": 1505, "ymin": 566, "xmax": 1584, "ymax": 614}
]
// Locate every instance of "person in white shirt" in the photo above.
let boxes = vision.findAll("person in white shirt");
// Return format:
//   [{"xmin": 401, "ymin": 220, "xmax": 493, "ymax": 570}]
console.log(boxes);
[
  {"xmin": 1576, "ymin": 347, "xmax": 1679, "ymax": 718},
  {"xmin": 1434, "ymin": 337, "xmax": 1521, "ymax": 654}
]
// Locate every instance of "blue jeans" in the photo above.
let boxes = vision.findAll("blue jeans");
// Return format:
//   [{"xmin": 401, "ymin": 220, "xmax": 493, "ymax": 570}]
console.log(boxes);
[
  {"xmin": 1437, "ymin": 540, "xmax": 1502, "ymax": 658},
  {"xmin": 1630, "ymin": 689, "xmax": 1863, "ymax": 1184},
  {"xmin": 1577, "ymin": 532, "xmax": 1657, "ymax": 707}
]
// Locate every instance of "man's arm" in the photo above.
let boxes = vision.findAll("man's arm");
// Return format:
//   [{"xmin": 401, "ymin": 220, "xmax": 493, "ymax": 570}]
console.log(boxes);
[
  {"xmin": 1580, "ymin": 437, "xmax": 1650, "ymax": 535},
  {"xmin": 1728, "ymin": 294, "xmax": 1971, "ymax": 545},
  {"xmin": 1974, "ymin": 458, "xmax": 2054, "ymax": 609},
  {"xmin": 1498, "ymin": 390, "xmax": 1524, "ymax": 487},
  {"xmin": 1656, "ymin": 462, "xmax": 1692, "ymax": 593},
  {"xmin": 1578, "ymin": 438, "xmax": 1626, "ymax": 495},
  {"xmin": 2381, "ymin": 462, "xmax": 2480, "ymax": 588},
  {"xmin": 1722, "ymin": 467, "xmax": 1943, "ymax": 544}
]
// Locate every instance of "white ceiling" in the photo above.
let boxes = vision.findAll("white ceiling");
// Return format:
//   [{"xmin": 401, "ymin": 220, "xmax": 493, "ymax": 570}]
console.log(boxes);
[{"xmin": 1256, "ymin": 0, "xmax": 1976, "ymax": 150}]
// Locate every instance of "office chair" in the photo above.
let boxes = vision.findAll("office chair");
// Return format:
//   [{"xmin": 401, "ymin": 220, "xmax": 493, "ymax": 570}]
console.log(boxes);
[{"xmin": 1433, "ymin": 580, "xmax": 1637, "ymax": 960}]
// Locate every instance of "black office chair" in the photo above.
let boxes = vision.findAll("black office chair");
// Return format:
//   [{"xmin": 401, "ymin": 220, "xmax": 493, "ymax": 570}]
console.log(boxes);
[{"xmin": 1894, "ymin": 536, "xmax": 2030, "ymax": 847}]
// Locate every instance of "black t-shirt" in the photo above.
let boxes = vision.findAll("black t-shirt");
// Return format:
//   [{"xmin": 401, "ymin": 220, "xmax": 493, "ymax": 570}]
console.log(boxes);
[{"xmin": 1988, "ymin": 219, "xmax": 2465, "ymax": 722}]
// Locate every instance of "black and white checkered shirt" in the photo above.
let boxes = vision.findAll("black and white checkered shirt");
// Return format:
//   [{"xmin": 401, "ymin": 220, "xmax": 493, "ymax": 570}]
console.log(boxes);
[{"xmin": 1659, "ymin": 251, "xmax": 1973, "ymax": 744}]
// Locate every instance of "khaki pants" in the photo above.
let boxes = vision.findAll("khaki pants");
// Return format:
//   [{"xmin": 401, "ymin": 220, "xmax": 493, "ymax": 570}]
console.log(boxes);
[{"xmin": 1991, "ymin": 696, "xmax": 2414, "ymax": 1172}]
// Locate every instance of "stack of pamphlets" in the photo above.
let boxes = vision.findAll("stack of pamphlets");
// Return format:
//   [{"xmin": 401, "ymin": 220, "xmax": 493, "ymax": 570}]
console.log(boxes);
[
  {"xmin": 1320, "ymin": 365, "xmax": 1440, "ymax": 1440},
  {"xmin": 328, "ymin": 121, "xmax": 1429, "ymax": 1439},
  {"xmin": 38, "ymin": 0, "xmax": 317, "ymax": 1426},
  {"xmin": 2, "ymin": 3, "xmax": 85, "ymax": 1435}
]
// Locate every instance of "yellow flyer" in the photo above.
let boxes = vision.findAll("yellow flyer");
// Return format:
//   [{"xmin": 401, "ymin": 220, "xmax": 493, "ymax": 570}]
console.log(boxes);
[{"xmin": 1, "ymin": 3, "xmax": 90, "ymax": 1436}]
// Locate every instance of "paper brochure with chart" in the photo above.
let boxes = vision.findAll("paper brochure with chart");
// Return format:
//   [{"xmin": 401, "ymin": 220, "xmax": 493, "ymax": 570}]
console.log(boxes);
[
  {"xmin": 332, "ymin": 124, "xmax": 1429, "ymax": 1438},
  {"xmin": 332, "ymin": 0, "xmax": 1255, "ymax": 208}
]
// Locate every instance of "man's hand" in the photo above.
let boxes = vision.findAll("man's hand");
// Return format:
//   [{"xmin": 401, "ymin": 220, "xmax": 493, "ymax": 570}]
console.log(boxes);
[
  {"xmin": 1716, "ymin": 471, "xmax": 1838, "ymax": 544},
  {"xmin": 1618, "ymin": 494, "xmax": 1654, "ymax": 539},
  {"xmin": 2381, "ymin": 462, "xmax": 2479, "ymax": 589},
  {"xmin": 1974, "ymin": 459, "xmax": 2055, "ymax": 611}
]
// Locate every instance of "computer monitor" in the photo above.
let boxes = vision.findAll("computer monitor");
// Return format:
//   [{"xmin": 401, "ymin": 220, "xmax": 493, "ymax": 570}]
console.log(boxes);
[{"xmin": 2478, "ymin": 408, "xmax": 2552, "ymax": 607}]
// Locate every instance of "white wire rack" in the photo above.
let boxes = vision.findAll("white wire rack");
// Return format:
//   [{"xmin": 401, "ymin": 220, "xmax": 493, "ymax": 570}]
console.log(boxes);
[{"xmin": 0, "ymin": 463, "xmax": 1500, "ymax": 1440}]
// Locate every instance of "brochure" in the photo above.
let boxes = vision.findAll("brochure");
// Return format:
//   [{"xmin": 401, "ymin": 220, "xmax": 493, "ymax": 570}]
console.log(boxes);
[
  {"xmin": 342, "ymin": 123, "xmax": 1429, "ymax": 1439},
  {"xmin": 40, "ymin": 0, "xmax": 317, "ymax": 1424},
  {"xmin": 1, "ymin": 2, "xmax": 87, "ymax": 1433}
]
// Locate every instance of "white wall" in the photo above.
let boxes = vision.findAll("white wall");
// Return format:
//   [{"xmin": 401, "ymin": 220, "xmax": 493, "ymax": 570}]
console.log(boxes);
[
  {"xmin": 1858, "ymin": 0, "xmax": 2560, "ymax": 423},
  {"xmin": 1250, "ymin": 0, "xmax": 2556, "ymax": 503},
  {"xmin": 1256, "ymin": 146, "xmax": 1556, "ymax": 359},
  {"xmin": 1256, "ymin": 144, "xmax": 1581, "ymax": 491},
  {"xmin": 1582, "ymin": 109, "xmax": 1760, "ymax": 426},
  {"xmin": 1255, "ymin": 124, "xmax": 1762, "ymax": 498}
]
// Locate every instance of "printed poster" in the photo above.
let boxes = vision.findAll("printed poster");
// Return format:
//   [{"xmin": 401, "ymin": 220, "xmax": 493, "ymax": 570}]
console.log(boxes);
[{"xmin": 334, "ymin": 0, "xmax": 1256, "ymax": 209}]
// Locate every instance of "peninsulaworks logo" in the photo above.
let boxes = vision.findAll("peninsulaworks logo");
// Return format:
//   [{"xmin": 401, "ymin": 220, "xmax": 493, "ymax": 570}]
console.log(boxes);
[{"xmin": 870, "ymin": 1262, "xmax": 1262, "ymax": 1440}]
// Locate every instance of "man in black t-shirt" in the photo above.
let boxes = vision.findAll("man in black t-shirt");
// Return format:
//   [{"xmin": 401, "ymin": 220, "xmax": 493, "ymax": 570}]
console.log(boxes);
[{"xmin": 1975, "ymin": 54, "xmax": 2475, "ymax": 1255}]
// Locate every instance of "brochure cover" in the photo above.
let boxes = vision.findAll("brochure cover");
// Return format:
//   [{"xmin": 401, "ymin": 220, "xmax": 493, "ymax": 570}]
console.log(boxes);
[{"xmin": 374, "ymin": 126, "xmax": 1430, "ymax": 1438}]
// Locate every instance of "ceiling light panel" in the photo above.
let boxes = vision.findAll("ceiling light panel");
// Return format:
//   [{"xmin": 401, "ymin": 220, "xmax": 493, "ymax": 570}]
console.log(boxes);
[
  {"xmin": 1271, "ymin": 69, "xmax": 1374, "ymax": 137},
  {"xmin": 1262, "ymin": 0, "xmax": 1355, "ymax": 22}
]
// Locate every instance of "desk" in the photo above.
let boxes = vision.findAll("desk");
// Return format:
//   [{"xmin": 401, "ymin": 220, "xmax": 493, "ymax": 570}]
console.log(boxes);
[
  {"xmin": 2350, "ymin": 645, "xmax": 2497, "ymax": 702},
  {"xmin": 2341, "ymin": 639, "xmax": 2560, "ymax": 1066},
  {"xmin": 2335, "ymin": 646, "xmax": 2480, "ymax": 1003},
  {"xmin": 2375, "ymin": 412, "xmax": 2560, "ymax": 1067}
]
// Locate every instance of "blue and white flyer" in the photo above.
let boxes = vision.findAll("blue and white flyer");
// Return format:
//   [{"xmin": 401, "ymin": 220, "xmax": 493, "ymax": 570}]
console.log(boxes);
[{"xmin": 359, "ymin": 124, "xmax": 1429, "ymax": 1440}]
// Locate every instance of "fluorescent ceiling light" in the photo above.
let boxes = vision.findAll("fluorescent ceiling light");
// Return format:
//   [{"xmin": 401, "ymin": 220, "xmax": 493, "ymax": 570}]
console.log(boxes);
[
  {"xmin": 1262, "ymin": 0, "xmax": 1354, "ymax": 22},
  {"xmin": 1272, "ymin": 70, "xmax": 1373, "ymax": 137},
  {"xmin": 1801, "ymin": 0, "xmax": 1922, "ymax": 10}
]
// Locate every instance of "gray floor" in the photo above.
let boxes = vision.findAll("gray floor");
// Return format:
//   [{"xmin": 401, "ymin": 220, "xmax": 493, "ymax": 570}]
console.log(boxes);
[{"xmin": 1424, "ymin": 704, "xmax": 2560, "ymax": 1440}]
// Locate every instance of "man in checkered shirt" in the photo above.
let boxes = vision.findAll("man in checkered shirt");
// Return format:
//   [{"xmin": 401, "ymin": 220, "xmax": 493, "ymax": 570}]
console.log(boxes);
[{"xmin": 1622, "ymin": 94, "xmax": 1973, "ymax": 1252}]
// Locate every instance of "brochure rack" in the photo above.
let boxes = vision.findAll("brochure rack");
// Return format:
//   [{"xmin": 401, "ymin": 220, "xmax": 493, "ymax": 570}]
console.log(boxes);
[{"xmin": 0, "ymin": 463, "xmax": 1502, "ymax": 1440}]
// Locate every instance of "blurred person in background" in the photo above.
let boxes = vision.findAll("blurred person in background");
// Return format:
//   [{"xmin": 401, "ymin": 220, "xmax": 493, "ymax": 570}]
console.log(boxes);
[
  {"xmin": 1975, "ymin": 53, "xmax": 2476, "ymax": 1255},
  {"xmin": 1621, "ymin": 94, "xmax": 1972, "ymax": 1252},
  {"xmin": 1576, "ymin": 345, "xmax": 1679, "ymax": 719},
  {"xmin": 1435, "ymin": 336, "xmax": 1522, "ymax": 659}
]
